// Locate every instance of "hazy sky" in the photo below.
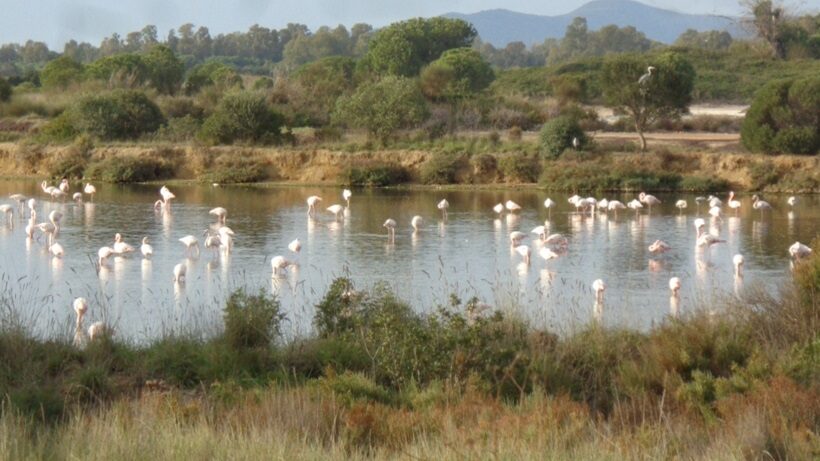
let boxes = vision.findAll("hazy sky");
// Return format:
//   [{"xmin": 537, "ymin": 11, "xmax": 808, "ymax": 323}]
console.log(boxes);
[{"xmin": 2, "ymin": 0, "xmax": 819, "ymax": 48}]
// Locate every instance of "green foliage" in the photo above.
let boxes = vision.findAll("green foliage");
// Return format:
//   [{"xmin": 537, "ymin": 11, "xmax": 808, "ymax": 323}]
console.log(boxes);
[
  {"xmin": 419, "ymin": 153, "xmax": 464, "ymax": 184},
  {"xmin": 600, "ymin": 52, "xmax": 695, "ymax": 149},
  {"xmin": 252, "ymin": 77, "xmax": 274, "ymax": 90},
  {"xmin": 363, "ymin": 17, "xmax": 476, "ymax": 77},
  {"xmin": 314, "ymin": 277, "xmax": 358, "ymax": 337},
  {"xmin": 144, "ymin": 45, "xmax": 184, "ymax": 94},
  {"xmin": 68, "ymin": 90, "xmax": 165, "ymax": 140},
  {"xmin": 39, "ymin": 57, "xmax": 84, "ymax": 89},
  {"xmin": 292, "ymin": 56, "xmax": 358, "ymax": 125},
  {"xmin": 202, "ymin": 154, "xmax": 268, "ymax": 183},
  {"xmin": 741, "ymin": 76, "xmax": 820, "ymax": 155},
  {"xmin": 319, "ymin": 372, "xmax": 394, "ymax": 406},
  {"xmin": 420, "ymin": 48, "xmax": 494, "ymax": 102},
  {"xmin": 86, "ymin": 156, "xmax": 174, "ymax": 183},
  {"xmin": 85, "ymin": 53, "xmax": 149, "ymax": 86},
  {"xmin": 498, "ymin": 154, "xmax": 541, "ymax": 182},
  {"xmin": 39, "ymin": 112, "xmax": 79, "ymax": 142},
  {"xmin": 0, "ymin": 77, "xmax": 11, "ymax": 102},
  {"xmin": 674, "ymin": 29, "xmax": 733, "ymax": 51},
  {"xmin": 223, "ymin": 288, "xmax": 284, "ymax": 350},
  {"xmin": 678, "ymin": 175, "xmax": 730, "ymax": 192},
  {"xmin": 539, "ymin": 115, "xmax": 588, "ymax": 158},
  {"xmin": 332, "ymin": 76, "xmax": 429, "ymax": 144},
  {"xmin": 184, "ymin": 61, "xmax": 242, "ymax": 94},
  {"xmin": 47, "ymin": 136, "xmax": 93, "ymax": 179},
  {"xmin": 198, "ymin": 92, "xmax": 284, "ymax": 145},
  {"xmin": 343, "ymin": 161, "xmax": 410, "ymax": 187}
]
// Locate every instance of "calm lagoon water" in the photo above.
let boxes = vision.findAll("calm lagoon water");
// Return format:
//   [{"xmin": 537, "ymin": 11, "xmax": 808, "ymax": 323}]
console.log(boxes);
[{"xmin": 0, "ymin": 180, "xmax": 816, "ymax": 342}]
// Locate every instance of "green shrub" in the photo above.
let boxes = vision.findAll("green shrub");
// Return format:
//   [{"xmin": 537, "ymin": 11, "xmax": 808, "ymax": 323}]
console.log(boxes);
[
  {"xmin": 9, "ymin": 386, "xmax": 65, "ymax": 423},
  {"xmin": 540, "ymin": 115, "xmax": 588, "ymax": 158},
  {"xmin": 47, "ymin": 136, "xmax": 93, "ymax": 179},
  {"xmin": 198, "ymin": 92, "xmax": 284, "ymax": 145},
  {"xmin": 498, "ymin": 154, "xmax": 540, "ymax": 182},
  {"xmin": 419, "ymin": 153, "xmax": 464, "ymax": 184},
  {"xmin": 678, "ymin": 175, "xmax": 730, "ymax": 192},
  {"xmin": 156, "ymin": 95, "xmax": 204, "ymax": 119},
  {"xmin": 470, "ymin": 153, "xmax": 497, "ymax": 177},
  {"xmin": 223, "ymin": 288, "xmax": 284, "ymax": 350},
  {"xmin": 0, "ymin": 77, "xmax": 11, "ymax": 102},
  {"xmin": 145, "ymin": 337, "xmax": 209, "ymax": 387},
  {"xmin": 507, "ymin": 126, "xmax": 522, "ymax": 141},
  {"xmin": 153, "ymin": 116, "xmax": 201, "ymax": 142},
  {"xmin": 741, "ymin": 76, "xmax": 820, "ymax": 155},
  {"xmin": 343, "ymin": 162, "xmax": 409, "ymax": 186},
  {"xmin": 86, "ymin": 156, "xmax": 174, "ymax": 183},
  {"xmin": 252, "ymin": 77, "xmax": 274, "ymax": 90},
  {"xmin": 68, "ymin": 90, "xmax": 165, "ymax": 140},
  {"xmin": 202, "ymin": 155, "xmax": 268, "ymax": 184},
  {"xmin": 748, "ymin": 161, "xmax": 781, "ymax": 190},
  {"xmin": 319, "ymin": 371, "xmax": 395, "ymax": 406},
  {"xmin": 40, "ymin": 57, "xmax": 84, "ymax": 89},
  {"xmin": 314, "ymin": 277, "xmax": 358, "ymax": 338},
  {"xmin": 39, "ymin": 112, "xmax": 79, "ymax": 142}
]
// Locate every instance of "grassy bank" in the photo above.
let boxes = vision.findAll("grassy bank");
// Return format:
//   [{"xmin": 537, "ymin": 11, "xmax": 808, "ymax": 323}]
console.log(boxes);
[
  {"xmin": 1, "ymin": 241, "xmax": 818, "ymax": 459},
  {"xmin": 1, "ymin": 136, "xmax": 818, "ymax": 192}
]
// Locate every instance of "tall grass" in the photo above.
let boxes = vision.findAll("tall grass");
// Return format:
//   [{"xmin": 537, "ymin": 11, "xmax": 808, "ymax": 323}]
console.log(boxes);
[{"xmin": 0, "ymin": 241, "xmax": 818, "ymax": 459}]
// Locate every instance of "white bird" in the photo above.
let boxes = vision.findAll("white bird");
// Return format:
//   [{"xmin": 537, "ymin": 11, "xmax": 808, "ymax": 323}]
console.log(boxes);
[
  {"xmin": 505, "ymin": 200, "xmax": 521, "ymax": 213},
  {"xmin": 493, "ymin": 203, "xmax": 505, "ymax": 215},
  {"xmin": 98, "ymin": 246, "xmax": 115, "ymax": 266},
  {"xmin": 514, "ymin": 244, "xmax": 531, "ymax": 264},
  {"xmin": 543, "ymin": 198, "xmax": 556, "ymax": 218},
  {"xmin": 83, "ymin": 183, "xmax": 96, "ymax": 200},
  {"xmin": 539, "ymin": 247, "xmax": 559, "ymax": 261},
  {"xmin": 41, "ymin": 180, "xmax": 58, "ymax": 196},
  {"xmin": 288, "ymin": 238, "xmax": 301, "ymax": 253},
  {"xmin": 530, "ymin": 225, "xmax": 546, "ymax": 240},
  {"xmin": 73, "ymin": 297, "xmax": 88, "ymax": 347},
  {"xmin": 592, "ymin": 279, "xmax": 606, "ymax": 303},
  {"xmin": 733, "ymin": 254, "xmax": 744, "ymax": 277},
  {"xmin": 87, "ymin": 321, "xmax": 111, "ymax": 342},
  {"xmin": 140, "ymin": 237, "xmax": 153, "ymax": 258},
  {"xmin": 597, "ymin": 198, "xmax": 609, "ymax": 211},
  {"xmin": 203, "ymin": 231, "xmax": 221, "ymax": 257},
  {"xmin": 607, "ymin": 200, "xmax": 626, "ymax": 214},
  {"xmin": 708, "ymin": 195, "xmax": 722, "ymax": 208},
  {"xmin": 708, "ymin": 206, "xmax": 722, "ymax": 219},
  {"xmin": 0, "ymin": 204, "xmax": 12, "ymax": 225},
  {"xmin": 669, "ymin": 277, "xmax": 681, "ymax": 296},
  {"xmin": 327, "ymin": 204, "xmax": 345, "ymax": 220},
  {"xmin": 342, "ymin": 189, "xmax": 352, "ymax": 207},
  {"xmin": 383, "ymin": 218, "xmax": 397, "ymax": 239},
  {"xmin": 787, "ymin": 196, "xmax": 796, "ymax": 207},
  {"xmin": 648, "ymin": 240, "xmax": 671, "ymax": 254},
  {"xmin": 217, "ymin": 226, "xmax": 234, "ymax": 252},
  {"xmin": 638, "ymin": 66, "xmax": 655, "ymax": 86},
  {"xmin": 160, "ymin": 185, "xmax": 175, "ymax": 203},
  {"xmin": 26, "ymin": 198, "xmax": 36, "ymax": 217},
  {"xmin": 437, "ymin": 199, "xmax": 450, "ymax": 217},
  {"xmin": 627, "ymin": 199, "xmax": 643, "ymax": 213},
  {"xmin": 179, "ymin": 235, "xmax": 200, "ymax": 257},
  {"xmin": 209, "ymin": 207, "xmax": 227, "ymax": 224},
  {"xmin": 752, "ymin": 195, "xmax": 771, "ymax": 216},
  {"xmin": 59, "ymin": 179, "xmax": 70, "ymax": 193},
  {"xmin": 568, "ymin": 195, "xmax": 581, "ymax": 208},
  {"xmin": 113, "ymin": 233, "xmax": 135, "ymax": 254},
  {"xmin": 544, "ymin": 233, "xmax": 569, "ymax": 247},
  {"xmin": 50, "ymin": 242, "xmax": 64, "ymax": 258},
  {"xmin": 639, "ymin": 192, "xmax": 661, "ymax": 212},
  {"xmin": 34, "ymin": 221, "xmax": 57, "ymax": 246},
  {"xmin": 509, "ymin": 231, "xmax": 527, "ymax": 246},
  {"xmin": 271, "ymin": 255, "xmax": 291, "ymax": 276},
  {"xmin": 789, "ymin": 242, "xmax": 812, "ymax": 259},
  {"xmin": 411, "ymin": 215, "xmax": 423, "ymax": 232},
  {"xmin": 173, "ymin": 263, "xmax": 186, "ymax": 283},
  {"xmin": 696, "ymin": 230, "xmax": 725, "ymax": 248},
  {"xmin": 72, "ymin": 192, "xmax": 82, "ymax": 203},
  {"xmin": 727, "ymin": 191, "xmax": 741, "ymax": 215},
  {"xmin": 572, "ymin": 136, "xmax": 580, "ymax": 149},
  {"xmin": 675, "ymin": 200, "xmax": 687, "ymax": 214},
  {"xmin": 10, "ymin": 193, "xmax": 26, "ymax": 215},
  {"xmin": 307, "ymin": 195, "xmax": 322, "ymax": 216}
]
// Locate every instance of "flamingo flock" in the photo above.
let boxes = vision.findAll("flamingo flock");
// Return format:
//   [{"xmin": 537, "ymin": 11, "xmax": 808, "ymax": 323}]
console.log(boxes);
[{"xmin": 1, "ymin": 180, "xmax": 815, "ymax": 345}]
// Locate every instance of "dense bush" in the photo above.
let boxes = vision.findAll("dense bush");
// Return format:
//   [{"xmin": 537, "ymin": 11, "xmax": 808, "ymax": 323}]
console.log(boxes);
[
  {"xmin": 39, "ymin": 57, "xmax": 84, "ymax": 89},
  {"xmin": 223, "ymin": 289, "xmax": 284, "ymax": 350},
  {"xmin": 47, "ymin": 136, "xmax": 93, "ymax": 179},
  {"xmin": 498, "ymin": 154, "xmax": 541, "ymax": 182},
  {"xmin": 343, "ymin": 161, "xmax": 410, "ymax": 186},
  {"xmin": 678, "ymin": 175, "xmax": 731, "ymax": 192},
  {"xmin": 202, "ymin": 154, "xmax": 268, "ymax": 183},
  {"xmin": 419, "ymin": 152, "xmax": 464, "ymax": 184},
  {"xmin": 0, "ymin": 77, "xmax": 11, "ymax": 102},
  {"xmin": 67, "ymin": 90, "xmax": 165, "ymax": 140},
  {"xmin": 85, "ymin": 155, "xmax": 174, "ymax": 183},
  {"xmin": 741, "ymin": 77, "xmax": 820, "ymax": 155},
  {"xmin": 539, "ymin": 115, "xmax": 588, "ymax": 158},
  {"xmin": 198, "ymin": 92, "xmax": 284, "ymax": 145}
]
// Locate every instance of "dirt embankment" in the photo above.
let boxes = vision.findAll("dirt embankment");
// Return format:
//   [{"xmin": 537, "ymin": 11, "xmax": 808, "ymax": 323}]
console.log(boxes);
[{"xmin": 0, "ymin": 140, "xmax": 817, "ymax": 192}]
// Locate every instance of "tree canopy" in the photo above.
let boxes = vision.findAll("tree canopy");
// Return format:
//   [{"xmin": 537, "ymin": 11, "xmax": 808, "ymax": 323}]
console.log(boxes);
[{"xmin": 741, "ymin": 76, "xmax": 819, "ymax": 154}]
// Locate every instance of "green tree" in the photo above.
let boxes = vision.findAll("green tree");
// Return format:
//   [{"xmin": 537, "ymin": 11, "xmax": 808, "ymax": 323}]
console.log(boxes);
[
  {"xmin": 741, "ymin": 76, "xmax": 819, "ymax": 154},
  {"xmin": 199, "ymin": 92, "xmax": 285, "ymax": 145},
  {"xmin": 144, "ymin": 45, "xmax": 184, "ymax": 94},
  {"xmin": 674, "ymin": 29, "xmax": 733, "ymax": 51},
  {"xmin": 420, "ymin": 48, "xmax": 494, "ymax": 131},
  {"xmin": 68, "ymin": 90, "xmax": 165, "ymax": 140},
  {"xmin": 363, "ymin": 17, "xmax": 476, "ymax": 77},
  {"xmin": 183, "ymin": 61, "xmax": 242, "ymax": 94},
  {"xmin": 600, "ymin": 52, "xmax": 695, "ymax": 151},
  {"xmin": 0, "ymin": 77, "xmax": 11, "ymax": 102},
  {"xmin": 333, "ymin": 76, "xmax": 429, "ymax": 144},
  {"xmin": 40, "ymin": 56, "xmax": 84, "ymax": 89},
  {"xmin": 85, "ymin": 53, "xmax": 148, "ymax": 87},
  {"xmin": 292, "ymin": 56, "xmax": 357, "ymax": 125},
  {"xmin": 743, "ymin": 0, "xmax": 788, "ymax": 59},
  {"xmin": 540, "ymin": 115, "xmax": 588, "ymax": 158}
]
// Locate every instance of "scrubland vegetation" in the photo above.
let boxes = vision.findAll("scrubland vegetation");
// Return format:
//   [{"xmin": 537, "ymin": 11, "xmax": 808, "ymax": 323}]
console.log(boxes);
[{"xmin": 0, "ymin": 239, "xmax": 817, "ymax": 459}]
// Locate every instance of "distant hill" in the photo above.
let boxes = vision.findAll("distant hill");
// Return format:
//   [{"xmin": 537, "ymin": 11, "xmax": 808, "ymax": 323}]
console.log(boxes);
[{"xmin": 443, "ymin": 0, "xmax": 742, "ymax": 46}]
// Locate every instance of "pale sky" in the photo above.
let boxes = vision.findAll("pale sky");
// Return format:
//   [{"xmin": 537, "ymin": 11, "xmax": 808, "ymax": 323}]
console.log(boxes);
[{"xmin": 1, "ymin": 0, "xmax": 818, "ymax": 48}]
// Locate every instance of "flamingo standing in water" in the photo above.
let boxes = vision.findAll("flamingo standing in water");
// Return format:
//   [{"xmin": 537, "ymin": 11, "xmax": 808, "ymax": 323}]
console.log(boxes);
[
  {"xmin": 694, "ymin": 219, "xmax": 725, "ymax": 247},
  {"xmin": 73, "ymin": 297, "xmax": 89, "ymax": 348},
  {"xmin": 788, "ymin": 242, "xmax": 812, "ymax": 260},
  {"xmin": 9, "ymin": 194, "xmax": 26, "ymax": 217},
  {"xmin": 411, "ymin": 215, "xmax": 423, "ymax": 232},
  {"xmin": 113, "ymin": 233, "xmax": 135, "ymax": 255},
  {"xmin": 155, "ymin": 186, "xmax": 175, "ymax": 210},
  {"xmin": 288, "ymin": 238, "xmax": 301, "ymax": 253},
  {"xmin": 607, "ymin": 200, "xmax": 626, "ymax": 215},
  {"xmin": 72, "ymin": 192, "xmax": 82, "ymax": 203},
  {"xmin": 592, "ymin": 279, "xmax": 606, "ymax": 303},
  {"xmin": 639, "ymin": 192, "xmax": 661, "ymax": 213},
  {"xmin": 306, "ymin": 195, "xmax": 322, "ymax": 216},
  {"xmin": 342, "ymin": 189, "xmax": 352, "ymax": 208},
  {"xmin": 271, "ymin": 256, "xmax": 292, "ymax": 276},
  {"xmin": 179, "ymin": 235, "xmax": 200, "ymax": 257},
  {"xmin": 530, "ymin": 225, "xmax": 546, "ymax": 241},
  {"xmin": 514, "ymin": 245, "xmax": 531, "ymax": 264},
  {"xmin": 543, "ymin": 198, "xmax": 556, "ymax": 218},
  {"xmin": 210, "ymin": 207, "xmax": 227, "ymax": 225},
  {"xmin": 383, "ymin": 219, "xmax": 397, "ymax": 240},
  {"xmin": 437, "ymin": 199, "xmax": 450, "ymax": 218},
  {"xmin": 59, "ymin": 179, "xmax": 70, "ymax": 194},
  {"xmin": 203, "ymin": 231, "xmax": 221, "ymax": 257},
  {"xmin": 327, "ymin": 204, "xmax": 344, "ymax": 221},
  {"xmin": 493, "ymin": 203, "xmax": 505, "ymax": 215},
  {"xmin": 545, "ymin": 233, "xmax": 568, "ymax": 248},
  {"xmin": 173, "ymin": 263, "xmax": 186, "ymax": 283},
  {"xmin": 98, "ymin": 246, "xmax": 115, "ymax": 266},
  {"xmin": 675, "ymin": 200, "xmax": 687, "ymax": 214},
  {"xmin": 505, "ymin": 200, "xmax": 521, "ymax": 213},
  {"xmin": 727, "ymin": 192, "xmax": 741, "ymax": 216},
  {"xmin": 0, "ymin": 204, "xmax": 12, "ymax": 226},
  {"xmin": 140, "ymin": 237, "xmax": 153, "ymax": 258},
  {"xmin": 627, "ymin": 199, "xmax": 643, "ymax": 214},
  {"xmin": 787, "ymin": 196, "xmax": 796, "ymax": 207},
  {"xmin": 539, "ymin": 247, "xmax": 559, "ymax": 261},
  {"xmin": 509, "ymin": 231, "xmax": 527, "ymax": 246},
  {"xmin": 83, "ymin": 183, "xmax": 96, "ymax": 201},
  {"xmin": 50, "ymin": 241, "xmax": 64, "ymax": 258},
  {"xmin": 733, "ymin": 254, "xmax": 744, "ymax": 277},
  {"xmin": 669, "ymin": 277, "xmax": 681, "ymax": 296},
  {"xmin": 752, "ymin": 195, "xmax": 771, "ymax": 216}
]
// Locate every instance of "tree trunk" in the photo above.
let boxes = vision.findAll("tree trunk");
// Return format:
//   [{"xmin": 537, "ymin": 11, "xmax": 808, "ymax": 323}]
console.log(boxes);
[{"xmin": 636, "ymin": 122, "xmax": 647, "ymax": 151}]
